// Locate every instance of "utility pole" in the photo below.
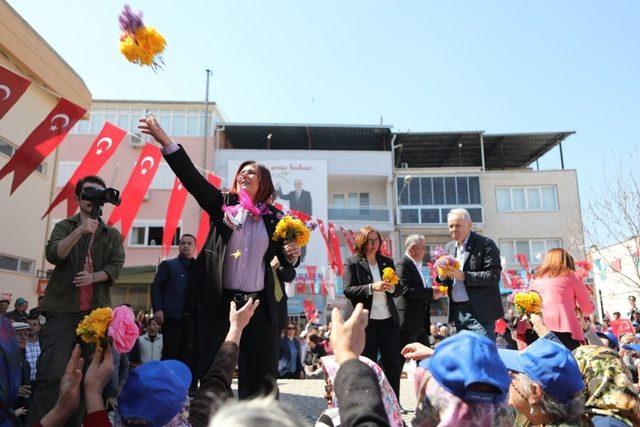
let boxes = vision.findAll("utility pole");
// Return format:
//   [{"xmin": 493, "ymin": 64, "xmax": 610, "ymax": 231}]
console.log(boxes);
[{"xmin": 202, "ymin": 69, "xmax": 212, "ymax": 169}]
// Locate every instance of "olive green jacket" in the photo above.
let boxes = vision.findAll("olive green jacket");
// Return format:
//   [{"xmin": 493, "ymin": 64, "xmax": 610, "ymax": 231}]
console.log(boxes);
[{"xmin": 43, "ymin": 214, "xmax": 125, "ymax": 313}]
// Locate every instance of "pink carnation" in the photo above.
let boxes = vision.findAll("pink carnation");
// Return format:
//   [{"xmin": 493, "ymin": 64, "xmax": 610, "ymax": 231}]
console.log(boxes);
[{"xmin": 108, "ymin": 306, "xmax": 139, "ymax": 353}]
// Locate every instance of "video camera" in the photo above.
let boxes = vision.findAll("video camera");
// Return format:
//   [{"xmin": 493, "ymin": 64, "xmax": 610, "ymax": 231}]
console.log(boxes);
[{"xmin": 80, "ymin": 187, "xmax": 121, "ymax": 207}]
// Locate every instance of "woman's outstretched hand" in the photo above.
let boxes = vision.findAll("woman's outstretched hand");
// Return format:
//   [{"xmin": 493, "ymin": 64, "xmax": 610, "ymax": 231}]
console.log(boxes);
[{"xmin": 138, "ymin": 114, "xmax": 171, "ymax": 147}]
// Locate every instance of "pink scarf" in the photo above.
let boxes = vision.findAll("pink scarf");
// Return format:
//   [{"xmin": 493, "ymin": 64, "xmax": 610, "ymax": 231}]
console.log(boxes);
[{"xmin": 222, "ymin": 189, "xmax": 269, "ymax": 229}]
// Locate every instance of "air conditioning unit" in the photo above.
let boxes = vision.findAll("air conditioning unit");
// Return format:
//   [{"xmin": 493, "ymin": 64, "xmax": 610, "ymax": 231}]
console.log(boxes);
[
  {"xmin": 400, "ymin": 162, "xmax": 409, "ymax": 168},
  {"xmin": 129, "ymin": 133, "xmax": 145, "ymax": 147}
]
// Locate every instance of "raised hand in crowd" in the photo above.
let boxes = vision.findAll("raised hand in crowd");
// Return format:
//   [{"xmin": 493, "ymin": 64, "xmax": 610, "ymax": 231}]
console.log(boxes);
[
  {"xmin": 84, "ymin": 345, "xmax": 115, "ymax": 415},
  {"xmin": 39, "ymin": 345, "xmax": 84, "ymax": 427},
  {"xmin": 226, "ymin": 298, "xmax": 260, "ymax": 344},
  {"xmin": 401, "ymin": 342, "xmax": 434, "ymax": 361},
  {"xmin": 138, "ymin": 115, "xmax": 172, "ymax": 147},
  {"xmin": 330, "ymin": 303, "xmax": 369, "ymax": 363}
]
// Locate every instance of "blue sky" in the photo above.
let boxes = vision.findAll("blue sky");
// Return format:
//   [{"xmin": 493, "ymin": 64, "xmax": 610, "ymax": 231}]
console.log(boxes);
[{"xmin": 10, "ymin": 1, "xmax": 640, "ymax": 233}]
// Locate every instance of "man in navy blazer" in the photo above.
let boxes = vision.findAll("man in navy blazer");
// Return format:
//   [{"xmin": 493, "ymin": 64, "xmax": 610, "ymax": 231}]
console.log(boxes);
[{"xmin": 151, "ymin": 234, "xmax": 196, "ymax": 362}]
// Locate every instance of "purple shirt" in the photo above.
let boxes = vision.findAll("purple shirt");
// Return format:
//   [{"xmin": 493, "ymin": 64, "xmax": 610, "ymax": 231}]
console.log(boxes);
[{"xmin": 223, "ymin": 216, "xmax": 269, "ymax": 292}]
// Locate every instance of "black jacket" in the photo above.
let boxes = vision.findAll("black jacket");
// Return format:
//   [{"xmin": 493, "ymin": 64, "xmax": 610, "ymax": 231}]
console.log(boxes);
[
  {"xmin": 439, "ymin": 231, "xmax": 504, "ymax": 324},
  {"xmin": 395, "ymin": 254, "xmax": 434, "ymax": 335},
  {"xmin": 150, "ymin": 256, "xmax": 193, "ymax": 319},
  {"xmin": 163, "ymin": 146, "xmax": 297, "ymax": 326},
  {"xmin": 343, "ymin": 254, "xmax": 401, "ymax": 325},
  {"xmin": 277, "ymin": 189, "xmax": 312, "ymax": 216}
]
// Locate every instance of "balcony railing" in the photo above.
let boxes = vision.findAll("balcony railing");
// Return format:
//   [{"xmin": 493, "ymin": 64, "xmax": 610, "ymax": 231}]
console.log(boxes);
[{"xmin": 328, "ymin": 205, "xmax": 391, "ymax": 222}]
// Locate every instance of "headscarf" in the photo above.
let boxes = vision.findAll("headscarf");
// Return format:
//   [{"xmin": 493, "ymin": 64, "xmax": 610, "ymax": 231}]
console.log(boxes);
[
  {"xmin": 111, "ymin": 399, "xmax": 191, "ymax": 427},
  {"xmin": 573, "ymin": 345, "xmax": 640, "ymax": 426},
  {"xmin": 413, "ymin": 368, "xmax": 514, "ymax": 427},
  {"xmin": 321, "ymin": 355, "xmax": 403, "ymax": 427}
]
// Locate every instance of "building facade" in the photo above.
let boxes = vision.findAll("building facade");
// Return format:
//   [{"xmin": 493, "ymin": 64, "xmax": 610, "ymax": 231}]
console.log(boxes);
[{"xmin": 0, "ymin": 0, "xmax": 92, "ymax": 307}]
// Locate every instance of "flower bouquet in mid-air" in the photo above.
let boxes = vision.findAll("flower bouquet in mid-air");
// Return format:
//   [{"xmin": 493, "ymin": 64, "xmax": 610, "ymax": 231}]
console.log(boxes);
[
  {"xmin": 118, "ymin": 5, "xmax": 166, "ymax": 71},
  {"xmin": 76, "ymin": 305, "xmax": 139, "ymax": 352},
  {"xmin": 508, "ymin": 289, "xmax": 542, "ymax": 317}
]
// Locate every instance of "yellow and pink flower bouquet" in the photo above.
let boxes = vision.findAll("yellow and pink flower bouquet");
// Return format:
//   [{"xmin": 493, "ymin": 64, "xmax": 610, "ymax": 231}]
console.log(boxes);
[{"xmin": 76, "ymin": 306, "xmax": 139, "ymax": 352}]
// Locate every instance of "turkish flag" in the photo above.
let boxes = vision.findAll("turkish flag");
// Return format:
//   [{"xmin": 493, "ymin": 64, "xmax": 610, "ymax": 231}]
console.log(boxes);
[
  {"xmin": 0, "ymin": 98, "xmax": 86, "ymax": 194},
  {"xmin": 610, "ymin": 318, "xmax": 634, "ymax": 337},
  {"xmin": 289, "ymin": 208, "xmax": 311, "ymax": 223},
  {"xmin": 0, "ymin": 65, "xmax": 31, "ymax": 120},
  {"xmin": 195, "ymin": 172, "xmax": 222, "ymax": 253},
  {"xmin": 161, "ymin": 177, "xmax": 188, "ymax": 257},
  {"xmin": 306, "ymin": 265, "xmax": 318, "ymax": 294},
  {"xmin": 338, "ymin": 226, "xmax": 355, "ymax": 254},
  {"xmin": 328, "ymin": 223, "xmax": 344, "ymax": 276},
  {"xmin": 515, "ymin": 254, "xmax": 531, "ymax": 283},
  {"xmin": 42, "ymin": 122, "xmax": 126, "ymax": 218},
  {"xmin": 317, "ymin": 220, "xmax": 336, "ymax": 272},
  {"xmin": 107, "ymin": 144, "xmax": 162, "ymax": 239},
  {"xmin": 303, "ymin": 299, "xmax": 319, "ymax": 323}
]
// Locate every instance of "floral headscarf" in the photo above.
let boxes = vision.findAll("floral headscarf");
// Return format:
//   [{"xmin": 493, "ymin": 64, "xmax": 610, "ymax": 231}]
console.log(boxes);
[
  {"xmin": 321, "ymin": 355, "xmax": 404, "ymax": 427},
  {"xmin": 573, "ymin": 345, "xmax": 640, "ymax": 426},
  {"xmin": 111, "ymin": 399, "xmax": 191, "ymax": 427},
  {"xmin": 413, "ymin": 368, "xmax": 514, "ymax": 427}
]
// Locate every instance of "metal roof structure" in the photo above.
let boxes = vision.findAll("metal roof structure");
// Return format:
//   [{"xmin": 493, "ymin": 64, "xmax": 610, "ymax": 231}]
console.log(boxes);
[
  {"xmin": 221, "ymin": 123, "xmax": 393, "ymax": 151},
  {"xmin": 220, "ymin": 123, "xmax": 574, "ymax": 169}
]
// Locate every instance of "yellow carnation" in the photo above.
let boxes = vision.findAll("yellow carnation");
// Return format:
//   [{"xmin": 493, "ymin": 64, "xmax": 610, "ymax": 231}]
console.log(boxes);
[
  {"xmin": 382, "ymin": 267, "xmax": 399, "ymax": 286},
  {"xmin": 76, "ymin": 307, "xmax": 113, "ymax": 345},
  {"xmin": 272, "ymin": 216, "xmax": 311, "ymax": 247}
]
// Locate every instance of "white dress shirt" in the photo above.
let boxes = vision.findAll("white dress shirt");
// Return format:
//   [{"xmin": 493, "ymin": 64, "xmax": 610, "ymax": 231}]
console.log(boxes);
[
  {"xmin": 451, "ymin": 235, "xmax": 471, "ymax": 303},
  {"xmin": 369, "ymin": 263, "xmax": 392, "ymax": 320}
]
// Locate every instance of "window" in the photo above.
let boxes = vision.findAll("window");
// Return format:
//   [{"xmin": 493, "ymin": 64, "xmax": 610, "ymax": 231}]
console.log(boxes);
[
  {"xmin": 0, "ymin": 253, "xmax": 35, "ymax": 275},
  {"xmin": 331, "ymin": 193, "xmax": 370, "ymax": 207},
  {"xmin": 496, "ymin": 186, "xmax": 559, "ymax": 212},
  {"xmin": 499, "ymin": 239, "xmax": 562, "ymax": 265},
  {"xmin": 397, "ymin": 175, "xmax": 482, "ymax": 224},
  {"xmin": 171, "ymin": 113, "xmax": 185, "ymax": 136},
  {"xmin": 129, "ymin": 221, "xmax": 182, "ymax": 247},
  {"xmin": 150, "ymin": 163, "xmax": 175, "ymax": 190},
  {"xmin": 0, "ymin": 137, "xmax": 47, "ymax": 175},
  {"xmin": 57, "ymin": 161, "xmax": 80, "ymax": 186}
]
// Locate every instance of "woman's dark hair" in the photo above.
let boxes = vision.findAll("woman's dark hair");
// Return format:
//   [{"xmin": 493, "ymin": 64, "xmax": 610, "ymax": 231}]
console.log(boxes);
[
  {"xmin": 354, "ymin": 225, "xmax": 382, "ymax": 258},
  {"xmin": 230, "ymin": 161, "xmax": 276, "ymax": 204}
]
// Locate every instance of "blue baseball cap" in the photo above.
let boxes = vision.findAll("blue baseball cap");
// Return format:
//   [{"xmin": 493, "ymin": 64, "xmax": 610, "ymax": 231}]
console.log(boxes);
[
  {"xmin": 498, "ymin": 338, "xmax": 584, "ymax": 403},
  {"xmin": 418, "ymin": 331, "xmax": 511, "ymax": 403},
  {"xmin": 118, "ymin": 360, "xmax": 191, "ymax": 426},
  {"xmin": 622, "ymin": 344, "xmax": 640, "ymax": 352},
  {"xmin": 596, "ymin": 331, "xmax": 619, "ymax": 350}
]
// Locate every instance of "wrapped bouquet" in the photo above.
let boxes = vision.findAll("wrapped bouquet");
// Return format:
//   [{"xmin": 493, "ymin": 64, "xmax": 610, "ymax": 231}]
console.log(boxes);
[
  {"xmin": 76, "ymin": 306, "xmax": 139, "ymax": 352},
  {"xmin": 118, "ymin": 5, "xmax": 166, "ymax": 70},
  {"xmin": 430, "ymin": 246, "xmax": 461, "ymax": 279},
  {"xmin": 508, "ymin": 289, "xmax": 542, "ymax": 316}
]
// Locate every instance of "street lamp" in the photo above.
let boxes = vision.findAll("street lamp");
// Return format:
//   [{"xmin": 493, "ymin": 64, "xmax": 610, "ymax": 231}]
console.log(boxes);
[{"xmin": 398, "ymin": 175, "xmax": 413, "ymax": 201}]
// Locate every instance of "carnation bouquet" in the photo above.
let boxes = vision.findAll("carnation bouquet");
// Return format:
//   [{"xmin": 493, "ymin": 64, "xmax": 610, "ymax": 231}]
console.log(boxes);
[
  {"xmin": 382, "ymin": 267, "xmax": 399, "ymax": 286},
  {"xmin": 430, "ymin": 246, "xmax": 461, "ymax": 279},
  {"xmin": 76, "ymin": 306, "xmax": 139, "ymax": 352},
  {"xmin": 272, "ymin": 215, "xmax": 312, "ymax": 247},
  {"xmin": 508, "ymin": 289, "xmax": 542, "ymax": 317},
  {"xmin": 118, "ymin": 5, "xmax": 166, "ymax": 70}
]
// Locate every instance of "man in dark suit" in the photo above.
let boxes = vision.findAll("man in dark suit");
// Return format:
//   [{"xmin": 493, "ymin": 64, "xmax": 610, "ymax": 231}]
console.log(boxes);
[
  {"xmin": 276, "ymin": 179, "xmax": 313, "ymax": 216},
  {"xmin": 396, "ymin": 234, "xmax": 441, "ymax": 350},
  {"xmin": 438, "ymin": 208, "xmax": 503, "ymax": 341},
  {"xmin": 151, "ymin": 234, "xmax": 196, "ymax": 362}
]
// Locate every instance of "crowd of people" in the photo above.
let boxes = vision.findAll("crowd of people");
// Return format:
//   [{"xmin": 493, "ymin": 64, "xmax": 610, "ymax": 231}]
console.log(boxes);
[{"xmin": 2, "ymin": 114, "xmax": 640, "ymax": 426}]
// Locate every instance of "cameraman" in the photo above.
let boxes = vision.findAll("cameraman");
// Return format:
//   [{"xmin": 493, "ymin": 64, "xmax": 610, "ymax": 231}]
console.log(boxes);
[{"xmin": 27, "ymin": 175, "xmax": 125, "ymax": 426}]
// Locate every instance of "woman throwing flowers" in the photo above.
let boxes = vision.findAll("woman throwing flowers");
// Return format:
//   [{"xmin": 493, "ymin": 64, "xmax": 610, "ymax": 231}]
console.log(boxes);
[
  {"xmin": 343, "ymin": 225, "xmax": 402, "ymax": 399},
  {"xmin": 139, "ymin": 115, "xmax": 300, "ymax": 399}
]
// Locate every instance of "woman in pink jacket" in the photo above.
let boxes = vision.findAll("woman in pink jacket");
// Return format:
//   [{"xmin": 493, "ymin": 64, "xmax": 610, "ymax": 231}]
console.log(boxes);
[{"xmin": 529, "ymin": 248, "xmax": 594, "ymax": 350}]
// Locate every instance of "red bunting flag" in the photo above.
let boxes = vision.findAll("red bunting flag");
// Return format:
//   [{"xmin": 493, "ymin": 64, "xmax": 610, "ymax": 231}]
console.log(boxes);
[
  {"xmin": 0, "ymin": 65, "xmax": 31, "ymax": 120},
  {"xmin": 515, "ymin": 254, "xmax": 531, "ymax": 282},
  {"xmin": 328, "ymin": 223, "xmax": 344, "ymax": 276},
  {"xmin": 162, "ymin": 177, "xmax": 188, "ymax": 257},
  {"xmin": 289, "ymin": 208, "xmax": 311, "ymax": 223},
  {"xmin": 317, "ymin": 220, "xmax": 336, "ymax": 272},
  {"xmin": 338, "ymin": 226, "xmax": 355, "ymax": 254},
  {"xmin": 0, "ymin": 98, "xmax": 86, "ymax": 194},
  {"xmin": 107, "ymin": 144, "xmax": 162, "ymax": 239},
  {"xmin": 195, "ymin": 172, "xmax": 222, "ymax": 253},
  {"xmin": 306, "ymin": 265, "xmax": 318, "ymax": 294},
  {"xmin": 610, "ymin": 258, "xmax": 622, "ymax": 272},
  {"xmin": 42, "ymin": 122, "xmax": 126, "ymax": 218}
]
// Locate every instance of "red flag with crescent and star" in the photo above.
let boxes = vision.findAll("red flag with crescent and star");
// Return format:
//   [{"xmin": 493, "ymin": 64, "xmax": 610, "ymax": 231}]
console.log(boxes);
[
  {"xmin": 0, "ymin": 98, "xmax": 86, "ymax": 194},
  {"xmin": 107, "ymin": 144, "xmax": 162, "ymax": 239},
  {"xmin": 42, "ymin": 122, "xmax": 126, "ymax": 218},
  {"xmin": 306, "ymin": 265, "xmax": 318, "ymax": 294},
  {"xmin": 162, "ymin": 177, "xmax": 188, "ymax": 257},
  {"xmin": 195, "ymin": 172, "xmax": 222, "ymax": 253},
  {"xmin": 338, "ymin": 226, "xmax": 356, "ymax": 254},
  {"xmin": 0, "ymin": 65, "xmax": 31, "ymax": 120},
  {"xmin": 317, "ymin": 220, "xmax": 336, "ymax": 272},
  {"xmin": 328, "ymin": 222, "xmax": 344, "ymax": 276}
]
